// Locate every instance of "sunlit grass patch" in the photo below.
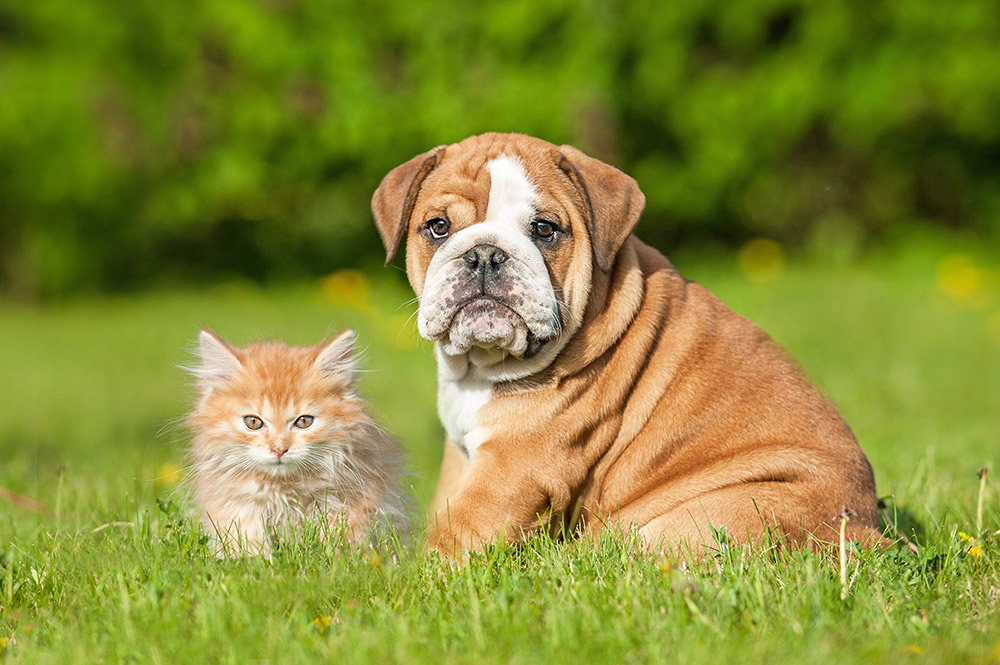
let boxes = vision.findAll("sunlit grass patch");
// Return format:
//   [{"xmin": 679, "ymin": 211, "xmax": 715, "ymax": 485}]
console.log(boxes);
[{"xmin": 1, "ymin": 247, "xmax": 997, "ymax": 664}]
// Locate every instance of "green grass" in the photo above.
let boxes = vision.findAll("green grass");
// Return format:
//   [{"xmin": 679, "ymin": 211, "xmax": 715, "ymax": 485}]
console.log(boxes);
[{"xmin": 1, "ymin": 242, "xmax": 998, "ymax": 664}]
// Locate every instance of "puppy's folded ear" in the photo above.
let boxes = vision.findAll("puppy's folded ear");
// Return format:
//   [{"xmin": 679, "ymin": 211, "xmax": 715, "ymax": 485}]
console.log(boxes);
[
  {"xmin": 371, "ymin": 145, "xmax": 446, "ymax": 265},
  {"xmin": 556, "ymin": 145, "xmax": 646, "ymax": 273}
]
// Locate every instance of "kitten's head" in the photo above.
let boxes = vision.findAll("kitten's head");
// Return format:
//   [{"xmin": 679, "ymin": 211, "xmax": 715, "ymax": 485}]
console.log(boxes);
[{"xmin": 187, "ymin": 329, "xmax": 367, "ymax": 479}]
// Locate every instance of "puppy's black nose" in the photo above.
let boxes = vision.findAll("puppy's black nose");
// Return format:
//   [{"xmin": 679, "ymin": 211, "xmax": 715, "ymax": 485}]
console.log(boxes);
[{"xmin": 463, "ymin": 245, "xmax": 508, "ymax": 271}]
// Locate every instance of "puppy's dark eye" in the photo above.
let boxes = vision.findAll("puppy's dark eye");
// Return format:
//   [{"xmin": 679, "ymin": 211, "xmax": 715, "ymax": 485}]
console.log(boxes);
[
  {"xmin": 532, "ymin": 220, "xmax": 558, "ymax": 242},
  {"xmin": 293, "ymin": 415, "xmax": 314, "ymax": 429},
  {"xmin": 243, "ymin": 415, "xmax": 264, "ymax": 431},
  {"xmin": 426, "ymin": 218, "xmax": 450, "ymax": 239}
]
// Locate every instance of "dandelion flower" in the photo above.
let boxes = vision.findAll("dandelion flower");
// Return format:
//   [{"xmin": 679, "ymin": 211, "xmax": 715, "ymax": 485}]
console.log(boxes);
[
  {"xmin": 936, "ymin": 254, "xmax": 986, "ymax": 306},
  {"xmin": 737, "ymin": 238, "xmax": 786, "ymax": 284},
  {"xmin": 312, "ymin": 615, "xmax": 332, "ymax": 635},
  {"xmin": 320, "ymin": 270, "xmax": 372, "ymax": 311},
  {"xmin": 154, "ymin": 463, "xmax": 182, "ymax": 490}
]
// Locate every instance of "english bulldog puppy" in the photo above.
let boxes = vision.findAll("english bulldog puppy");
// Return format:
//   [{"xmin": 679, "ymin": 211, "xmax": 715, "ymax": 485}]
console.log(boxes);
[{"xmin": 372, "ymin": 132, "xmax": 883, "ymax": 556}]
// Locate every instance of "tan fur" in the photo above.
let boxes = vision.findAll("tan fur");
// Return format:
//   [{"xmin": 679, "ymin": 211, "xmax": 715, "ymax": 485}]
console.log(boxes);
[
  {"xmin": 372, "ymin": 133, "xmax": 882, "ymax": 557},
  {"xmin": 187, "ymin": 330, "xmax": 409, "ymax": 556},
  {"xmin": 429, "ymin": 438, "xmax": 471, "ymax": 516}
]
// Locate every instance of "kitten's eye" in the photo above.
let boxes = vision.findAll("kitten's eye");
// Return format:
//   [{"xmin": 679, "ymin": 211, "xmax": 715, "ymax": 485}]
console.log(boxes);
[
  {"xmin": 243, "ymin": 415, "xmax": 264, "ymax": 431},
  {"xmin": 293, "ymin": 415, "xmax": 314, "ymax": 429},
  {"xmin": 425, "ymin": 218, "xmax": 450, "ymax": 239}
]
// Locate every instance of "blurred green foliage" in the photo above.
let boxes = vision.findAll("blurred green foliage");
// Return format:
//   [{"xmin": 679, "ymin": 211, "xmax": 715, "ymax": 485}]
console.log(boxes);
[{"xmin": 1, "ymin": 0, "xmax": 998, "ymax": 298}]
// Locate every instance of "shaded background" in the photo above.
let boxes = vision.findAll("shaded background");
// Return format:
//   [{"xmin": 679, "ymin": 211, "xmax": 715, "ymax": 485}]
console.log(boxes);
[{"xmin": 2, "ymin": 0, "xmax": 999, "ymax": 299}]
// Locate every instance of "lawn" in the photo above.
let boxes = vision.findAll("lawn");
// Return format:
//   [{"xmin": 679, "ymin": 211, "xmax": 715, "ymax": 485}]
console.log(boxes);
[{"xmin": 1, "ymin": 238, "xmax": 998, "ymax": 664}]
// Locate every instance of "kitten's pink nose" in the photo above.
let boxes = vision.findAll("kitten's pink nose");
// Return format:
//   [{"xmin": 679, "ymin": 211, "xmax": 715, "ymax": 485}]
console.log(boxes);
[{"xmin": 271, "ymin": 444, "xmax": 290, "ymax": 459}]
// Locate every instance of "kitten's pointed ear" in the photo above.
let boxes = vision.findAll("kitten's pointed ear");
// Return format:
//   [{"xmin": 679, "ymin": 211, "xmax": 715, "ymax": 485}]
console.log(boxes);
[
  {"xmin": 193, "ymin": 329, "xmax": 241, "ymax": 391},
  {"xmin": 314, "ymin": 330, "xmax": 357, "ymax": 384}
]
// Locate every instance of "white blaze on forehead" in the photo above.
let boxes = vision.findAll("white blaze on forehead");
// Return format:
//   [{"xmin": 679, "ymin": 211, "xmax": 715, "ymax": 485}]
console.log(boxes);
[
  {"xmin": 485, "ymin": 155, "xmax": 537, "ymax": 228},
  {"xmin": 416, "ymin": 153, "xmax": 568, "ymax": 383}
]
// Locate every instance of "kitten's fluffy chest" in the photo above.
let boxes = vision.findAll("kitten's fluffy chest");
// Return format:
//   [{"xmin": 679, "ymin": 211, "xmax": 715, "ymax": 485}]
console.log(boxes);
[
  {"xmin": 201, "ymin": 470, "xmax": 347, "ymax": 528},
  {"xmin": 187, "ymin": 330, "xmax": 410, "ymax": 555},
  {"xmin": 196, "ymin": 469, "xmax": 351, "ymax": 555}
]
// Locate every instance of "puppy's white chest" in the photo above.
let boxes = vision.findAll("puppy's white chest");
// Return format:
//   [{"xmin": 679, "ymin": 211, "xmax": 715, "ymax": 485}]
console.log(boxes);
[{"xmin": 438, "ymin": 376, "xmax": 492, "ymax": 460}]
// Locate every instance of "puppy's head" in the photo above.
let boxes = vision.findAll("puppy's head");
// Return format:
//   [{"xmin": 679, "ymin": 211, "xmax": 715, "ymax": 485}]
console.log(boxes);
[{"xmin": 372, "ymin": 133, "xmax": 644, "ymax": 381}]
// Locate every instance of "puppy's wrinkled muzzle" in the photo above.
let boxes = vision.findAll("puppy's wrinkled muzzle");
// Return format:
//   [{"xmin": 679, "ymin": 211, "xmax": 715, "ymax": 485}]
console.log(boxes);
[{"xmin": 442, "ymin": 298, "xmax": 530, "ymax": 357}]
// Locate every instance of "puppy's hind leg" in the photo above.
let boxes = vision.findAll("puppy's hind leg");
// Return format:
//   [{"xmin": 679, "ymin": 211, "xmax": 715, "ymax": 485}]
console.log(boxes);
[{"xmin": 637, "ymin": 482, "xmax": 843, "ymax": 559}]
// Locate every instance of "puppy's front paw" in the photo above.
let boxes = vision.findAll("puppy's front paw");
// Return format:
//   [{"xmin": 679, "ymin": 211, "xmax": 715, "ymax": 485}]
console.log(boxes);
[{"xmin": 425, "ymin": 522, "xmax": 472, "ymax": 560}]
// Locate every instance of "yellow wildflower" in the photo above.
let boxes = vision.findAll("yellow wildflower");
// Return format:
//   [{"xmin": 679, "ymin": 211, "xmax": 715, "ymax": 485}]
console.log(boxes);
[
  {"xmin": 958, "ymin": 531, "xmax": 973, "ymax": 544},
  {"xmin": 968, "ymin": 545, "xmax": 983, "ymax": 558},
  {"xmin": 936, "ymin": 254, "xmax": 986, "ymax": 305},
  {"xmin": 154, "ymin": 463, "xmax": 182, "ymax": 490},
  {"xmin": 320, "ymin": 270, "xmax": 372, "ymax": 310},
  {"xmin": 660, "ymin": 559, "xmax": 673, "ymax": 577},
  {"xmin": 903, "ymin": 644, "xmax": 923, "ymax": 654},
  {"xmin": 737, "ymin": 238, "xmax": 786, "ymax": 284},
  {"xmin": 312, "ymin": 615, "xmax": 332, "ymax": 634}
]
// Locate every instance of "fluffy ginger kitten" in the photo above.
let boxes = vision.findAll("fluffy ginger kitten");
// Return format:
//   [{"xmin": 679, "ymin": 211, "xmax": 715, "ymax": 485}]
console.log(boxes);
[{"xmin": 187, "ymin": 329, "xmax": 409, "ymax": 556}]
